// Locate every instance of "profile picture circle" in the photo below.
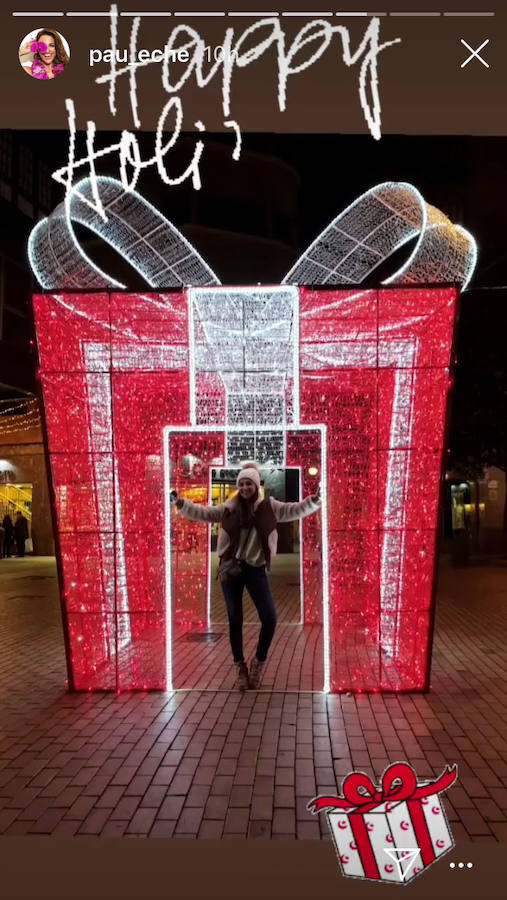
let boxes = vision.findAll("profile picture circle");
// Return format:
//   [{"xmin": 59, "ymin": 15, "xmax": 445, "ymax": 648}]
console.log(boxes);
[{"xmin": 18, "ymin": 28, "xmax": 70, "ymax": 80}]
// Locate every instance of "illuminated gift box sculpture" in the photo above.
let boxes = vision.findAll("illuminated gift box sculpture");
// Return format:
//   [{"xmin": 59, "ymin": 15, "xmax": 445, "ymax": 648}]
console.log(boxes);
[{"xmin": 30, "ymin": 179, "xmax": 476, "ymax": 692}]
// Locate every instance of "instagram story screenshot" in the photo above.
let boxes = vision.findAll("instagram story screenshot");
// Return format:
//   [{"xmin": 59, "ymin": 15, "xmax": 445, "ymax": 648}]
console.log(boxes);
[{"xmin": 0, "ymin": 2, "xmax": 506, "ymax": 898}]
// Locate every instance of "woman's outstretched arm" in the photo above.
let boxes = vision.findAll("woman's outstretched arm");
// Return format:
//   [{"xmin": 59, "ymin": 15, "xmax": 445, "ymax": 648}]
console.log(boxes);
[
  {"xmin": 270, "ymin": 488, "xmax": 321, "ymax": 523},
  {"xmin": 171, "ymin": 491, "xmax": 225, "ymax": 523}
]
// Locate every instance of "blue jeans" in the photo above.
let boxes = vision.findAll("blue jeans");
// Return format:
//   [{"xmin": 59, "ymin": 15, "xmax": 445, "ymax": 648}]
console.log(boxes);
[{"xmin": 221, "ymin": 562, "xmax": 277, "ymax": 663}]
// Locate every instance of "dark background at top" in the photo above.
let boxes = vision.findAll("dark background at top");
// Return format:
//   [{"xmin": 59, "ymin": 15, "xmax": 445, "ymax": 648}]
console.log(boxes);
[{"xmin": 3, "ymin": 5, "xmax": 505, "ymax": 134}]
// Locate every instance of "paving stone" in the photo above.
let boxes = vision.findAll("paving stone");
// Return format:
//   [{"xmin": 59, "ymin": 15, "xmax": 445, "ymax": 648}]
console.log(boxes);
[
  {"xmin": 272, "ymin": 808, "xmax": 296, "ymax": 835},
  {"xmin": 185, "ymin": 784, "xmax": 211, "ymax": 807},
  {"xmin": 458, "ymin": 808, "xmax": 494, "ymax": 836},
  {"xmin": 297, "ymin": 819, "xmax": 321, "ymax": 839},
  {"xmin": 275, "ymin": 767, "xmax": 295, "ymax": 786},
  {"xmin": 95, "ymin": 786, "xmax": 126, "ymax": 809},
  {"xmin": 248, "ymin": 820, "xmax": 271, "ymax": 839},
  {"xmin": 100, "ymin": 820, "xmax": 130, "ymax": 837},
  {"xmin": 223, "ymin": 807, "xmax": 249, "ymax": 835},
  {"xmin": 158, "ymin": 795, "xmax": 185, "ymax": 819},
  {"xmin": 198, "ymin": 819, "xmax": 224, "ymax": 839},
  {"xmin": 251, "ymin": 795, "xmax": 273, "ymax": 820},
  {"xmin": 109, "ymin": 796, "xmax": 141, "ymax": 820},
  {"xmin": 174, "ymin": 807, "xmax": 204, "ymax": 834},
  {"xmin": 77, "ymin": 807, "xmax": 111, "ymax": 835},
  {"xmin": 204, "ymin": 795, "xmax": 229, "ymax": 819},
  {"xmin": 274, "ymin": 785, "xmax": 295, "ymax": 808}
]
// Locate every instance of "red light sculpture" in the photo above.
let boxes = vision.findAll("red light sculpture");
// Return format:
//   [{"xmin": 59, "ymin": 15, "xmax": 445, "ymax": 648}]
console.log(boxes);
[{"xmin": 33, "ymin": 286, "xmax": 457, "ymax": 692}]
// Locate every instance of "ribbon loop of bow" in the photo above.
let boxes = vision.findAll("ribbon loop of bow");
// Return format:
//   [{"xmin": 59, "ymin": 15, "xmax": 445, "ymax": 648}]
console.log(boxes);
[{"xmin": 308, "ymin": 763, "xmax": 457, "ymax": 814}]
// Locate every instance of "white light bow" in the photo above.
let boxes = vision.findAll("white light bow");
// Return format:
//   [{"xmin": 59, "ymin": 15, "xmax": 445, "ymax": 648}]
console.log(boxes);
[{"xmin": 28, "ymin": 178, "xmax": 477, "ymax": 290}]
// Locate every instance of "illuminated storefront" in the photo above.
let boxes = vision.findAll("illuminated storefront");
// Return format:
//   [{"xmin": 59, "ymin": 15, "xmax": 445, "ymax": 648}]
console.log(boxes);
[{"xmin": 0, "ymin": 407, "xmax": 53, "ymax": 555}]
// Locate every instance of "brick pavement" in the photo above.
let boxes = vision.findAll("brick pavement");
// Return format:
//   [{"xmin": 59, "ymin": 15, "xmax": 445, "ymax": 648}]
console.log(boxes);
[
  {"xmin": 174, "ymin": 555, "xmax": 322, "ymax": 691},
  {"xmin": 1, "ymin": 554, "xmax": 507, "ymax": 840}
]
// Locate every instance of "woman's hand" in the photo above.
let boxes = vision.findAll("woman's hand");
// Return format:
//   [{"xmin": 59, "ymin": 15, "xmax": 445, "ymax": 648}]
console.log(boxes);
[
  {"xmin": 19, "ymin": 40, "xmax": 35, "ymax": 56},
  {"xmin": 311, "ymin": 485, "xmax": 321, "ymax": 504},
  {"xmin": 170, "ymin": 490, "xmax": 184, "ymax": 509}
]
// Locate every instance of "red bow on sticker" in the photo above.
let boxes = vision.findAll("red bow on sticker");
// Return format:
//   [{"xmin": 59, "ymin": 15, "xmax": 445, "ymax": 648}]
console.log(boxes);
[{"xmin": 308, "ymin": 762, "xmax": 457, "ymax": 814}]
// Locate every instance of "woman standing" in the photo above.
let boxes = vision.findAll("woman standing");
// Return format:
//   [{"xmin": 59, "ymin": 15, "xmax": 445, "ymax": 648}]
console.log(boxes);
[{"xmin": 170, "ymin": 463, "xmax": 321, "ymax": 692}]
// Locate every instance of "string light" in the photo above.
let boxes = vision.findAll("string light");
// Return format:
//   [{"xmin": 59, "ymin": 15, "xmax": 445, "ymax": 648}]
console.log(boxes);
[
  {"xmin": 0, "ymin": 421, "xmax": 41, "ymax": 436},
  {"xmin": 28, "ymin": 179, "xmax": 476, "ymax": 293},
  {"xmin": 164, "ymin": 424, "xmax": 329, "ymax": 692},
  {"xmin": 0, "ymin": 398, "xmax": 41, "ymax": 436},
  {"xmin": 28, "ymin": 176, "xmax": 219, "ymax": 290},
  {"xmin": 283, "ymin": 182, "xmax": 477, "ymax": 291},
  {"xmin": 0, "ymin": 398, "xmax": 38, "ymax": 416}
]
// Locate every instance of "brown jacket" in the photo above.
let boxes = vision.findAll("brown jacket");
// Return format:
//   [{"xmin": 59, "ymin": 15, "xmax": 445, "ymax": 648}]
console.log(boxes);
[{"xmin": 220, "ymin": 499, "xmax": 277, "ymax": 569}]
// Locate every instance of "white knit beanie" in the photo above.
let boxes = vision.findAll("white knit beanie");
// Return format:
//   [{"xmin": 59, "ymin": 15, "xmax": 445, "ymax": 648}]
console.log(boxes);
[{"xmin": 236, "ymin": 463, "xmax": 261, "ymax": 489}]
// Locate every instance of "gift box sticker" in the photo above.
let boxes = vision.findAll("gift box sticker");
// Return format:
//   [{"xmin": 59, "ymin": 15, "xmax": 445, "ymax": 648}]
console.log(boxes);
[{"xmin": 309, "ymin": 761, "xmax": 457, "ymax": 885}]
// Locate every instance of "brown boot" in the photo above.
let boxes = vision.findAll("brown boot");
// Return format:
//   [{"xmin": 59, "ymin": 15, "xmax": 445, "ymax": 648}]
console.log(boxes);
[
  {"xmin": 235, "ymin": 661, "xmax": 249, "ymax": 692},
  {"xmin": 248, "ymin": 657, "xmax": 265, "ymax": 690}
]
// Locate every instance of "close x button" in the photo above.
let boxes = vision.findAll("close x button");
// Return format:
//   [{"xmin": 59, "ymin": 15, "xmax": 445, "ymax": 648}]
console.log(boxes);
[{"xmin": 460, "ymin": 38, "xmax": 490, "ymax": 68}]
